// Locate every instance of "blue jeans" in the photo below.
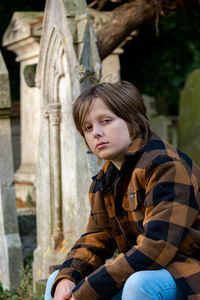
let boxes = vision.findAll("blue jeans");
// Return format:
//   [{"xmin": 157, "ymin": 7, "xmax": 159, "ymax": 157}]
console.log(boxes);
[{"xmin": 45, "ymin": 268, "xmax": 187, "ymax": 300}]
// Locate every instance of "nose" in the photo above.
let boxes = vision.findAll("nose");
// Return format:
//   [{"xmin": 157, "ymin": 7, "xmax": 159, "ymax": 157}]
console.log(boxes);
[{"xmin": 93, "ymin": 123, "xmax": 103, "ymax": 138}]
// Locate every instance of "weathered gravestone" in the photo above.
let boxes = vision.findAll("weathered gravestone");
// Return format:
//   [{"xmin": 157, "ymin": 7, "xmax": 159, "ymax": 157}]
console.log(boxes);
[
  {"xmin": 33, "ymin": 0, "xmax": 101, "ymax": 283},
  {"xmin": 3, "ymin": 12, "xmax": 43, "ymax": 207},
  {"xmin": 2, "ymin": 10, "xmax": 122, "ymax": 208},
  {"xmin": 0, "ymin": 51, "xmax": 23, "ymax": 289},
  {"xmin": 143, "ymin": 94, "xmax": 177, "ymax": 146},
  {"xmin": 178, "ymin": 69, "xmax": 200, "ymax": 166}
]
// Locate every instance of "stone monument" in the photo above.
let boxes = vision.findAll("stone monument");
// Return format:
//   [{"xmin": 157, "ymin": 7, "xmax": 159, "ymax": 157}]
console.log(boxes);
[
  {"xmin": 3, "ymin": 12, "xmax": 43, "ymax": 207},
  {"xmin": 0, "ymin": 51, "xmax": 23, "ymax": 289},
  {"xmin": 33, "ymin": 0, "xmax": 101, "ymax": 283},
  {"xmin": 143, "ymin": 94, "xmax": 177, "ymax": 146},
  {"xmin": 2, "ymin": 10, "xmax": 123, "ymax": 208},
  {"xmin": 178, "ymin": 69, "xmax": 200, "ymax": 166}
]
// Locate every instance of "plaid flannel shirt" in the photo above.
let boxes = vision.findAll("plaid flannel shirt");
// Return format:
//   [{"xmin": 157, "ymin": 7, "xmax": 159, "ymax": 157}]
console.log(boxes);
[{"xmin": 52, "ymin": 133, "xmax": 200, "ymax": 300}]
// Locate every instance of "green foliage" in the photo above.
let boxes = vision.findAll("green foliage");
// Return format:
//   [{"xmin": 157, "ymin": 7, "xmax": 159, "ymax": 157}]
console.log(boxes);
[
  {"xmin": 121, "ymin": 11, "xmax": 200, "ymax": 115},
  {"xmin": 0, "ymin": 265, "xmax": 44, "ymax": 300}
]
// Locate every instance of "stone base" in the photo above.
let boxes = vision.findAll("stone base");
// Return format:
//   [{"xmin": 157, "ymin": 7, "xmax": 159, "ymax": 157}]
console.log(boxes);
[
  {"xmin": 35, "ymin": 279, "xmax": 47, "ymax": 299},
  {"xmin": 33, "ymin": 241, "xmax": 71, "ymax": 287},
  {"xmin": 14, "ymin": 164, "xmax": 36, "ymax": 206},
  {"xmin": 0, "ymin": 233, "xmax": 24, "ymax": 290}
]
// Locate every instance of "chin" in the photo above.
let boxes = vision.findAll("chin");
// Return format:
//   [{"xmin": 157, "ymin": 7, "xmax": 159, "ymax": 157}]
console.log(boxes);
[{"xmin": 97, "ymin": 155, "xmax": 109, "ymax": 161}]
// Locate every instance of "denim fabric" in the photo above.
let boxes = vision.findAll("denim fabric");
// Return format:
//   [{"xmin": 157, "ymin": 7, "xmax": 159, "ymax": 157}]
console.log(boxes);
[
  {"xmin": 44, "ymin": 269, "xmax": 186, "ymax": 300},
  {"xmin": 122, "ymin": 269, "xmax": 187, "ymax": 300},
  {"xmin": 45, "ymin": 270, "xmax": 59, "ymax": 300}
]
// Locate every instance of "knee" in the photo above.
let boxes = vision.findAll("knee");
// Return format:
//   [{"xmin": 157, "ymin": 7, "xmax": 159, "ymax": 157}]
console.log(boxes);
[
  {"xmin": 47, "ymin": 270, "xmax": 59, "ymax": 286},
  {"xmin": 45, "ymin": 270, "xmax": 59, "ymax": 300},
  {"xmin": 122, "ymin": 271, "xmax": 150, "ymax": 300}
]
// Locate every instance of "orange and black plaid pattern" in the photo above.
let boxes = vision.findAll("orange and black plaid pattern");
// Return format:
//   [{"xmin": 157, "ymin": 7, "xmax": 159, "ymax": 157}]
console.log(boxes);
[{"xmin": 52, "ymin": 133, "xmax": 200, "ymax": 300}]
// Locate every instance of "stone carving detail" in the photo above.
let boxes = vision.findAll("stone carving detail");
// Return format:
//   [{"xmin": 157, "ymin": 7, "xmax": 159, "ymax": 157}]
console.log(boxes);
[
  {"xmin": 41, "ymin": 29, "xmax": 67, "ymax": 251},
  {"xmin": 33, "ymin": 0, "xmax": 101, "ymax": 284},
  {"xmin": 3, "ymin": 12, "xmax": 42, "ymax": 206},
  {"xmin": 48, "ymin": 103, "xmax": 63, "ymax": 250}
]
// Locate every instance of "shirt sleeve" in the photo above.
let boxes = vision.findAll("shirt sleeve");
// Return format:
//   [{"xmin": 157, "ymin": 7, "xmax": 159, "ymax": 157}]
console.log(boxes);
[
  {"xmin": 71, "ymin": 157, "xmax": 199, "ymax": 300},
  {"xmin": 51, "ymin": 208, "xmax": 116, "ymax": 296}
]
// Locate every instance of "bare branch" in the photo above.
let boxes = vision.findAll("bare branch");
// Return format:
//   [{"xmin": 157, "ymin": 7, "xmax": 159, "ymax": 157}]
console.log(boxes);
[
  {"xmin": 96, "ymin": 0, "xmax": 200, "ymax": 60},
  {"xmin": 97, "ymin": 0, "xmax": 159, "ymax": 59}
]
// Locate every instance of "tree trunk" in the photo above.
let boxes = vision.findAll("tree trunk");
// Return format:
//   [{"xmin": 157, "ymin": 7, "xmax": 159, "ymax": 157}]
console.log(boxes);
[{"xmin": 96, "ymin": 0, "xmax": 200, "ymax": 60}]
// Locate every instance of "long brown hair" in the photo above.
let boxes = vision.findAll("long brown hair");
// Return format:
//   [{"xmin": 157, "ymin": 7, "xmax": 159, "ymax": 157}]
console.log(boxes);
[{"xmin": 73, "ymin": 81, "xmax": 152, "ymax": 142}]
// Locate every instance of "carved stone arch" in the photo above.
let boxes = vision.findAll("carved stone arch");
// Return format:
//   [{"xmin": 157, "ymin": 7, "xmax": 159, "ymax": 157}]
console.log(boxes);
[
  {"xmin": 42, "ymin": 29, "xmax": 70, "ymax": 250},
  {"xmin": 33, "ymin": 0, "xmax": 101, "ymax": 283},
  {"xmin": 43, "ymin": 28, "xmax": 67, "ymax": 106}
]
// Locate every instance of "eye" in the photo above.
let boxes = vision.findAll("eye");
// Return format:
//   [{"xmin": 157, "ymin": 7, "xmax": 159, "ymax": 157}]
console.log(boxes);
[
  {"xmin": 84, "ymin": 125, "xmax": 93, "ymax": 132},
  {"xmin": 102, "ymin": 119, "xmax": 111, "ymax": 124}
]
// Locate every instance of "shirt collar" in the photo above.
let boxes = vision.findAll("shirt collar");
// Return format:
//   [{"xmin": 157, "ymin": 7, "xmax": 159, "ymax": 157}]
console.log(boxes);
[
  {"xmin": 92, "ymin": 133, "xmax": 153, "ymax": 181},
  {"xmin": 125, "ymin": 135, "xmax": 147, "ymax": 156}
]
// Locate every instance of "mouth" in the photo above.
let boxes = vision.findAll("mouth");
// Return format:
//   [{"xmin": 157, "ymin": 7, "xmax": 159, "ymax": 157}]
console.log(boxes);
[{"xmin": 96, "ymin": 142, "xmax": 108, "ymax": 149}]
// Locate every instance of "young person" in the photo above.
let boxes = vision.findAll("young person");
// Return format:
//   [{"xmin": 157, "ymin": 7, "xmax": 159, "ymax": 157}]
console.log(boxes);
[{"xmin": 45, "ymin": 81, "xmax": 200, "ymax": 300}]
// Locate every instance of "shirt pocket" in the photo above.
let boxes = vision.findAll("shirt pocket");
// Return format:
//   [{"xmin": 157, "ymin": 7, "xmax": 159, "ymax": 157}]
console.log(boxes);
[
  {"xmin": 122, "ymin": 192, "xmax": 145, "ymax": 236},
  {"xmin": 122, "ymin": 192, "xmax": 138, "ymax": 211}
]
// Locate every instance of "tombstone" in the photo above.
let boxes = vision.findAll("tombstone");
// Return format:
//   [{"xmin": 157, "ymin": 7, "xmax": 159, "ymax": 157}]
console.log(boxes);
[
  {"xmin": 32, "ymin": 0, "xmax": 101, "ymax": 283},
  {"xmin": 150, "ymin": 115, "xmax": 172, "ymax": 142},
  {"xmin": 3, "ymin": 12, "xmax": 43, "ymax": 207},
  {"xmin": 0, "ymin": 51, "xmax": 23, "ymax": 289},
  {"xmin": 143, "ymin": 94, "xmax": 177, "ymax": 146},
  {"xmin": 178, "ymin": 69, "xmax": 200, "ymax": 166},
  {"xmin": 2, "ymin": 10, "xmax": 123, "ymax": 209}
]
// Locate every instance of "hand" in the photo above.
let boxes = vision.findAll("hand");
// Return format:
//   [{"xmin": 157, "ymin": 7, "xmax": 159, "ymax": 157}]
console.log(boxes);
[{"xmin": 54, "ymin": 279, "xmax": 76, "ymax": 300}]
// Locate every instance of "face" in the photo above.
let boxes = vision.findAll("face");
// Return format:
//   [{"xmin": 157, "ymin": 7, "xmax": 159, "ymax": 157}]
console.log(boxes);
[{"xmin": 82, "ymin": 97, "xmax": 132, "ymax": 169}]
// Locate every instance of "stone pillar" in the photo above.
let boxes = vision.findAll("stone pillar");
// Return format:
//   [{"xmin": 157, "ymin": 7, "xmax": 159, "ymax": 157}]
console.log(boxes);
[
  {"xmin": 0, "ymin": 51, "xmax": 23, "ymax": 289},
  {"xmin": 102, "ymin": 48, "xmax": 123, "ymax": 82},
  {"xmin": 2, "ymin": 12, "xmax": 43, "ymax": 206},
  {"xmin": 33, "ymin": 0, "xmax": 101, "ymax": 283}
]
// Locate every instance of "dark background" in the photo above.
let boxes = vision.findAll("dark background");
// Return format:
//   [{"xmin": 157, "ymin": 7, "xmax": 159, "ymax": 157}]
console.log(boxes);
[
  {"xmin": 1, "ymin": 1, "xmax": 200, "ymax": 115},
  {"xmin": 0, "ymin": 1, "xmax": 45, "ymax": 101}
]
